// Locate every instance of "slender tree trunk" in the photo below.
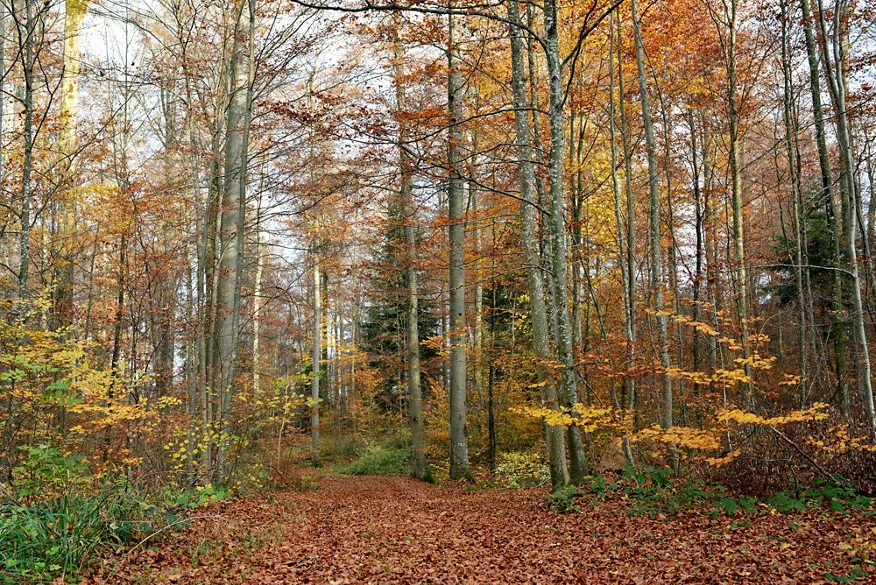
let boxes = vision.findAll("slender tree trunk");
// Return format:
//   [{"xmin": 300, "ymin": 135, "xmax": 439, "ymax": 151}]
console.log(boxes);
[
  {"xmin": 725, "ymin": 0, "xmax": 754, "ymax": 405},
  {"xmin": 816, "ymin": 0, "xmax": 876, "ymax": 430},
  {"xmin": 800, "ymin": 0, "xmax": 847, "ymax": 413},
  {"xmin": 311, "ymin": 246, "xmax": 321, "ymax": 461},
  {"xmin": 508, "ymin": 0, "xmax": 568, "ymax": 488},
  {"xmin": 253, "ymin": 184, "xmax": 264, "ymax": 395},
  {"xmin": 54, "ymin": 0, "xmax": 91, "ymax": 328},
  {"xmin": 447, "ymin": 12, "xmax": 470, "ymax": 480},
  {"xmin": 394, "ymin": 38, "xmax": 427, "ymax": 480},
  {"xmin": 779, "ymin": 3, "xmax": 808, "ymax": 406},
  {"xmin": 686, "ymin": 111, "xmax": 711, "ymax": 416},
  {"xmin": 631, "ymin": 0, "xmax": 673, "ymax": 450},
  {"xmin": 213, "ymin": 0, "xmax": 254, "ymax": 476},
  {"xmin": 611, "ymin": 13, "xmax": 636, "ymax": 463},
  {"xmin": 526, "ymin": 3, "xmax": 559, "ymax": 348},
  {"xmin": 17, "ymin": 0, "xmax": 34, "ymax": 303},
  {"xmin": 544, "ymin": 0, "xmax": 587, "ymax": 482}
]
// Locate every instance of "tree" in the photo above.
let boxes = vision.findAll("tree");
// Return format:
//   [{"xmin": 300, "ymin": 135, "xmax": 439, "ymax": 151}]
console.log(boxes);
[
  {"xmin": 213, "ymin": 0, "xmax": 255, "ymax": 475},
  {"xmin": 447, "ymin": 10, "xmax": 470, "ymax": 480}
]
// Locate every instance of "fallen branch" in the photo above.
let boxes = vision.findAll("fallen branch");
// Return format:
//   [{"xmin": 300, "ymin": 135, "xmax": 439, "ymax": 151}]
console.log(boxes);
[{"xmin": 768, "ymin": 425, "xmax": 856, "ymax": 491}]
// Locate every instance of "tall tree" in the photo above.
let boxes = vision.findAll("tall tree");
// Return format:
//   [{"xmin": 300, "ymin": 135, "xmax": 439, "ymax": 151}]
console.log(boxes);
[
  {"xmin": 544, "ymin": 0, "xmax": 588, "ymax": 483},
  {"xmin": 447, "ymin": 11, "xmax": 470, "ymax": 480},
  {"xmin": 631, "ymin": 0, "xmax": 674, "ymax": 458},
  {"xmin": 393, "ymin": 33, "xmax": 427, "ymax": 480},
  {"xmin": 212, "ymin": 0, "xmax": 255, "ymax": 474},
  {"xmin": 508, "ymin": 0, "xmax": 568, "ymax": 488},
  {"xmin": 54, "ymin": 0, "xmax": 92, "ymax": 328}
]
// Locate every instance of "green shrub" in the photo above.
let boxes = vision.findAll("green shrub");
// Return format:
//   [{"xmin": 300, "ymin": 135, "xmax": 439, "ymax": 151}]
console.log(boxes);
[
  {"xmin": 0, "ymin": 445, "xmax": 158, "ymax": 584},
  {"xmin": 802, "ymin": 477, "xmax": 872, "ymax": 513},
  {"xmin": 0, "ymin": 443, "xmax": 236, "ymax": 583},
  {"xmin": 545, "ymin": 485, "xmax": 583, "ymax": 513},
  {"xmin": 342, "ymin": 445, "xmax": 412, "ymax": 476},
  {"xmin": 767, "ymin": 491, "xmax": 807, "ymax": 514},
  {"xmin": 493, "ymin": 452, "xmax": 550, "ymax": 489},
  {"xmin": 163, "ymin": 482, "xmax": 230, "ymax": 510},
  {"xmin": 620, "ymin": 466, "xmax": 711, "ymax": 517}
]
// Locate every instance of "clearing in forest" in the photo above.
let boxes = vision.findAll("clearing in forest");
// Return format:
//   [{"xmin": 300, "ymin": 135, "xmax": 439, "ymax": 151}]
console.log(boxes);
[{"xmin": 88, "ymin": 475, "xmax": 875, "ymax": 584}]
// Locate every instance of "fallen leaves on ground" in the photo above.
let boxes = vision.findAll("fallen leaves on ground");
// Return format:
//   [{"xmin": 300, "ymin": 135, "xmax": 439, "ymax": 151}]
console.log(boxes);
[{"xmin": 86, "ymin": 476, "xmax": 875, "ymax": 584}]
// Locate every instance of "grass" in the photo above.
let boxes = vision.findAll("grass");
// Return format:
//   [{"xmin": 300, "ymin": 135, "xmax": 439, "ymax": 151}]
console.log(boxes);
[
  {"xmin": 0, "ymin": 475, "xmax": 155, "ymax": 583},
  {"xmin": 341, "ymin": 445, "xmax": 412, "ymax": 476}
]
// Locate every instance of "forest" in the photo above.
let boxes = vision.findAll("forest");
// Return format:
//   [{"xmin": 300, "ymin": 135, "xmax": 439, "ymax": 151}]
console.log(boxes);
[{"xmin": 1, "ymin": 0, "xmax": 876, "ymax": 582}]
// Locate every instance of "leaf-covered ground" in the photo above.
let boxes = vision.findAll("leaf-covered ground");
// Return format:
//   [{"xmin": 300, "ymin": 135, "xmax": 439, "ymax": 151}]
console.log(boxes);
[{"xmin": 87, "ymin": 476, "xmax": 875, "ymax": 584}]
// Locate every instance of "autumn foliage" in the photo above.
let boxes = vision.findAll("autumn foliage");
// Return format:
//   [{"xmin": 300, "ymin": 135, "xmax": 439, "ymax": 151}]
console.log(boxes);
[{"xmin": 2, "ymin": 0, "xmax": 876, "ymax": 581}]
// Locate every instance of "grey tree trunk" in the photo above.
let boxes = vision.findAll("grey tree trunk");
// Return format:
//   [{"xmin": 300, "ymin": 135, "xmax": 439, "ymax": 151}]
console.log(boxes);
[
  {"xmin": 393, "ymin": 38, "xmax": 427, "ymax": 480},
  {"xmin": 631, "ymin": 0, "xmax": 674, "ymax": 456},
  {"xmin": 611, "ymin": 12, "xmax": 636, "ymax": 464},
  {"xmin": 726, "ymin": 0, "xmax": 753, "ymax": 404},
  {"xmin": 544, "ymin": 0, "xmax": 587, "ymax": 483},
  {"xmin": 253, "ymin": 184, "xmax": 265, "ymax": 396},
  {"xmin": 816, "ymin": 0, "xmax": 876, "ymax": 430},
  {"xmin": 212, "ymin": 0, "xmax": 254, "ymax": 476},
  {"xmin": 779, "ymin": 3, "xmax": 808, "ymax": 406},
  {"xmin": 800, "ymin": 0, "xmax": 847, "ymax": 413},
  {"xmin": 508, "ymin": 0, "xmax": 568, "ymax": 489},
  {"xmin": 447, "ymin": 13, "xmax": 470, "ymax": 480},
  {"xmin": 312, "ymin": 247, "xmax": 321, "ymax": 461},
  {"xmin": 17, "ymin": 0, "xmax": 34, "ymax": 303}
]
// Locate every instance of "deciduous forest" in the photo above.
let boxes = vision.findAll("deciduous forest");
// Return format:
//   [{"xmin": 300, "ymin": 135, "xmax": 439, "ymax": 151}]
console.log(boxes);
[{"xmin": 2, "ymin": 0, "xmax": 876, "ymax": 582}]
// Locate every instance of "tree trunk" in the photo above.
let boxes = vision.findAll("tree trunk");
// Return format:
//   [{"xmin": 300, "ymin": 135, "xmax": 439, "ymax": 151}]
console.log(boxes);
[
  {"xmin": 311, "ymin": 246, "xmax": 321, "ymax": 461},
  {"xmin": 54, "ymin": 0, "xmax": 91, "ymax": 329},
  {"xmin": 631, "ymin": 0, "xmax": 674, "ymax": 464},
  {"xmin": 253, "ymin": 183, "xmax": 264, "ymax": 396},
  {"xmin": 508, "ymin": 0, "xmax": 568, "ymax": 489},
  {"xmin": 612, "ymin": 12, "xmax": 636, "ymax": 463},
  {"xmin": 779, "ymin": 3, "xmax": 808, "ymax": 406},
  {"xmin": 17, "ymin": 0, "xmax": 35, "ymax": 303},
  {"xmin": 394, "ymin": 37, "xmax": 427, "ymax": 480},
  {"xmin": 212, "ymin": 0, "xmax": 254, "ymax": 476},
  {"xmin": 800, "ymin": 0, "xmax": 847, "ymax": 414},
  {"xmin": 816, "ymin": 0, "xmax": 876, "ymax": 430},
  {"xmin": 726, "ymin": 0, "xmax": 753, "ymax": 405},
  {"xmin": 447, "ymin": 12, "xmax": 470, "ymax": 480},
  {"xmin": 544, "ymin": 0, "xmax": 588, "ymax": 483}
]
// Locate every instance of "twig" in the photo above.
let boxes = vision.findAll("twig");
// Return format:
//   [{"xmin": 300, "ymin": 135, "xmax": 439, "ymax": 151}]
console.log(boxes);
[
  {"xmin": 768, "ymin": 425, "xmax": 855, "ymax": 490},
  {"xmin": 126, "ymin": 515, "xmax": 226, "ymax": 557}
]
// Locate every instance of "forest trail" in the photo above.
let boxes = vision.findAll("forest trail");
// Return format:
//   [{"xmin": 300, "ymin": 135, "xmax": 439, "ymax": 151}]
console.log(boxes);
[{"xmin": 86, "ymin": 475, "xmax": 875, "ymax": 584}]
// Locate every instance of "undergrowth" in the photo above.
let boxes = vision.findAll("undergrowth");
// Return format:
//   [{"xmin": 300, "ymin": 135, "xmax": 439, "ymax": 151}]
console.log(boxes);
[
  {"xmin": 544, "ymin": 465, "xmax": 874, "ymax": 519},
  {"xmin": 492, "ymin": 451, "xmax": 550, "ymax": 489},
  {"xmin": 0, "ymin": 444, "xmax": 228, "ymax": 584},
  {"xmin": 341, "ymin": 445, "xmax": 412, "ymax": 476}
]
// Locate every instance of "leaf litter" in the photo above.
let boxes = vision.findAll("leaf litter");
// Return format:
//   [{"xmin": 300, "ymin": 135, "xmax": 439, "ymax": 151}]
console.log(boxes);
[{"xmin": 85, "ymin": 476, "xmax": 876, "ymax": 584}]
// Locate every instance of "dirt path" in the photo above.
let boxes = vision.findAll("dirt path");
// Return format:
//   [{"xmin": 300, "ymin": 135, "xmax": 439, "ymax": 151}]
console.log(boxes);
[{"xmin": 89, "ymin": 476, "xmax": 874, "ymax": 584}]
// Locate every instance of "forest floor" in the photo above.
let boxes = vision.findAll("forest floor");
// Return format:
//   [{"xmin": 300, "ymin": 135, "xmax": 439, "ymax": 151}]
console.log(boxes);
[{"xmin": 86, "ymin": 474, "xmax": 876, "ymax": 584}]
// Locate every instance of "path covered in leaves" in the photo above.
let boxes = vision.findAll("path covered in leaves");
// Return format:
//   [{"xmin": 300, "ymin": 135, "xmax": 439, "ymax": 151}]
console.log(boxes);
[{"xmin": 89, "ymin": 476, "xmax": 874, "ymax": 584}]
